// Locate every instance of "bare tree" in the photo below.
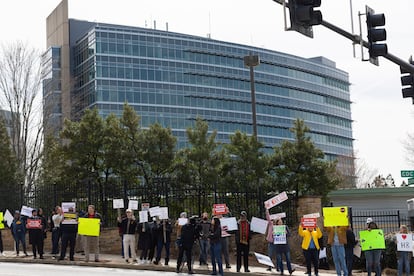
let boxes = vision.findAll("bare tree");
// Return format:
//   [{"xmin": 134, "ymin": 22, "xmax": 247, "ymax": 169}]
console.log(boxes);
[
  {"xmin": 0, "ymin": 41, "xmax": 43, "ymax": 202},
  {"xmin": 355, "ymin": 156, "xmax": 378, "ymax": 188}
]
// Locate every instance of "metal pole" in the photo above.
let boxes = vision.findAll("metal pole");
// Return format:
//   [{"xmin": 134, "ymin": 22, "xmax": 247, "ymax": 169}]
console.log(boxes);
[{"xmin": 244, "ymin": 54, "xmax": 260, "ymax": 139}]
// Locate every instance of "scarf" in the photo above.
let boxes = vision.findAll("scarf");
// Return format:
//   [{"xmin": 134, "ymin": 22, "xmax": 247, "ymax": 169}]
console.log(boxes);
[{"xmin": 240, "ymin": 220, "xmax": 249, "ymax": 245}]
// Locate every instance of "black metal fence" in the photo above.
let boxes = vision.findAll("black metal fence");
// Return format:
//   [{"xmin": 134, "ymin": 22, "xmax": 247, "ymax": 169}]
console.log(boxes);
[{"xmin": 13, "ymin": 179, "xmax": 297, "ymax": 228}]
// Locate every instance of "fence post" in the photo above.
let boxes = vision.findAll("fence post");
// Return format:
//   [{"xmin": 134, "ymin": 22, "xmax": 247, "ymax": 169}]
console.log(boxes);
[{"xmin": 398, "ymin": 210, "xmax": 401, "ymax": 228}]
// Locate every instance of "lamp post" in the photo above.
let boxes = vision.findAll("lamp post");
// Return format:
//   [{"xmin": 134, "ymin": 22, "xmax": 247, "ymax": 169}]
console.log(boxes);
[{"xmin": 243, "ymin": 53, "xmax": 260, "ymax": 139}]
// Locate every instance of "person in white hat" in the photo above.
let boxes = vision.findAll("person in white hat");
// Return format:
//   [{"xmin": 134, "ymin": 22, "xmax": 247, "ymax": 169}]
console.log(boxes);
[
  {"xmin": 117, "ymin": 209, "xmax": 137, "ymax": 263},
  {"xmin": 364, "ymin": 218, "xmax": 381, "ymax": 276}
]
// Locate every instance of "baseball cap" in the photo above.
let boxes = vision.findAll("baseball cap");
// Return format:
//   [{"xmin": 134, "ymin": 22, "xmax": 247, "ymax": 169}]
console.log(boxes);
[
  {"xmin": 366, "ymin": 217, "xmax": 373, "ymax": 224},
  {"xmin": 126, "ymin": 209, "xmax": 132, "ymax": 213},
  {"xmin": 241, "ymin": 211, "xmax": 247, "ymax": 217}
]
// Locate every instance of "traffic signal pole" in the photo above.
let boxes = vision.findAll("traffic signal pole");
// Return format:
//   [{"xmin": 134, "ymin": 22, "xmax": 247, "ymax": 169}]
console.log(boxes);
[{"xmin": 272, "ymin": 0, "xmax": 414, "ymax": 73}]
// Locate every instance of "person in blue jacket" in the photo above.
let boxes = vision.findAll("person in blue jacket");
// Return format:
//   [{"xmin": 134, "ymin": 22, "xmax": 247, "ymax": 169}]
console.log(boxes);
[{"xmin": 10, "ymin": 211, "xmax": 28, "ymax": 256}]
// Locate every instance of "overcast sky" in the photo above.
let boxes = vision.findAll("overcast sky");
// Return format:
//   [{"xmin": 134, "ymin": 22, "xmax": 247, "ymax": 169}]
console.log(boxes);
[{"xmin": 1, "ymin": 0, "xmax": 413, "ymax": 186}]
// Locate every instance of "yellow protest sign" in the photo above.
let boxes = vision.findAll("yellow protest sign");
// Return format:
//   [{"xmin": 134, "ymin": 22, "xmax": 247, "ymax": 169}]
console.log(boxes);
[
  {"xmin": 0, "ymin": 212, "xmax": 4, "ymax": 229},
  {"xmin": 78, "ymin": 218, "xmax": 100, "ymax": 236},
  {"xmin": 359, "ymin": 229, "xmax": 385, "ymax": 251},
  {"xmin": 323, "ymin": 206, "xmax": 349, "ymax": 226}
]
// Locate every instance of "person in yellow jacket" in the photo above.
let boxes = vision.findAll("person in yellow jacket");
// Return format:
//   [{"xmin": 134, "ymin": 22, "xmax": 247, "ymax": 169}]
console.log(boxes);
[
  {"xmin": 298, "ymin": 225, "xmax": 323, "ymax": 276},
  {"xmin": 325, "ymin": 226, "xmax": 348, "ymax": 276}
]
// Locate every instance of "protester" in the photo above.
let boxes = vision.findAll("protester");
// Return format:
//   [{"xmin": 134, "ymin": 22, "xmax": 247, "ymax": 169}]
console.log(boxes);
[
  {"xmin": 219, "ymin": 207, "xmax": 232, "ymax": 269},
  {"xmin": 147, "ymin": 217, "xmax": 158, "ymax": 263},
  {"xmin": 275, "ymin": 218, "xmax": 294, "ymax": 275},
  {"xmin": 364, "ymin": 218, "xmax": 381, "ymax": 276},
  {"xmin": 298, "ymin": 224, "xmax": 322, "ymax": 276},
  {"xmin": 117, "ymin": 209, "xmax": 137, "ymax": 263},
  {"xmin": 83, "ymin": 205, "xmax": 103, "ymax": 262},
  {"xmin": 397, "ymin": 225, "xmax": 410, "ymax": 276},
  {"xmin": 265, "ymin": 209, "xmax": 278, "ymax": 272},
  {"xmin": 176, "ymin": 216, "xmax": 199, "ymax": 274},
  {"xmin": 27, "ymin": 209, "xmax": 45, "ymax": 259},
  {"xmin": 153, "ymin": 216, "xmax": 172, "ymax": 265},
  {"xmin": 137, "ymin": 216, "xmax": 151, "ymax": 264},
  {"xmin": 235, "ymin": 211, "xmax": 251, "ymax": 273},
  {"xmin": 199, "ymin": 212, "xmax": 211, "ymax": 266},
  {"xmin": 325, "ymin": 225, "xmax": 348, "ymax": 276},
  {"xmin": 210, "ymin": 216, "xmax": 224, "ymax": 276},
  {"xmin": 11, "ymin": 211, "xmax": 28, "ymax": 257},
  {"xmin": 51, "ymin": 206, "xmax": 64, "ymax": 258},
  {"xmin": 59, "ymin": 206, "xmax": 78, "ymax": 261},
  {"xmin": 345, "ymin": 225, "xmax": 356, "ymax": 276},
  {"xmin": 175, "ymin": 212, "xmax": 187, "ymax": 250}
]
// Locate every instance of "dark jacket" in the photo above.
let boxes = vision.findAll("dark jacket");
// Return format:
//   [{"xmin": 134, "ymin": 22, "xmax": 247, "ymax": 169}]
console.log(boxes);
[
  {"xmin": 180, "ymin": 222, "xmax": 199, "ymax": 248},
  {"xmin": 345, "ymin": 228, "xmax": 356, "ymax": 249},
  {"xmin": 199, "ymin": 219, "xmax": 211, "ymax": 240},
  {"xmin": 117, "ymin": 217, "xmax": 137, "ymax": 235},
  {"xmin": 137, "ymin": 222, "xmax": 152, "ymax": 250},
  {"xmin": 209, "ymin": 224, "xmax": 221, "ymax": 244},
  {"xmin": 153, "ymin": 220, "xmax": 172, "ymax": 243}
]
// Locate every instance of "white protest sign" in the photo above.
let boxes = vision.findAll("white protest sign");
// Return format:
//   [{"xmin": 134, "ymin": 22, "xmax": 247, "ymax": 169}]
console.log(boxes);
[
  {"xmin": 319, "ymin": 248, "xmax": 327, "ymax": 259},
  {"xmin": 113, "ymin": 199, "xmax": 124, "ymax": 209},
  {"xmin": 4, "ymin": 209, "xmax": 13, "ymax": 227},
  {"xmin": 250, "ymin": 217, "xmax": 268, "ymax": 234},
  {"xmin": 254, "ymin": 252, "xmax": 275, "ymax": 268},
  {"xmin": 397, "ymin": 233, "xmax": 413, "ymax": 252},
  {"xmin": 220, "ymin": 217, "xmax": 238, "ymax": 231},
  {"xmin": 20, "ymin": 205, "xmax": 33, "ymax": 217},
  {"xmin": 62, "ymin": 202, "xmax": 76, "ymax": 212},
  {"xmin": 270, "ymin": 212, "xmax": 286, "ymax": 221},
  {"xmin": 159, "ymin": 207, "xmax": 169, "ymax": 220},
  {"xmin": 139, "ymin": 211, "xmax": 148, "ymax": 223},
  {"xmin": 303, "ymin": 212, "xmax": 320, "ymax": 218},
  {"xmin": 178, "ymin": 218, "xmax": 188, "ymax": 225},
  {"xmin": 128, "ymin": 200, "xmax": 139, "ymax": 210},
  {"xmin": 273, "ymin": 225, "xmax": 287, "ymax": 244},
  {"xmin": 149, "ymin": 206, "xmax": 161, "ymax": 217},
  {"xmin": 264, "ymin": 191, "xmax": 288, "ymax": 209}
]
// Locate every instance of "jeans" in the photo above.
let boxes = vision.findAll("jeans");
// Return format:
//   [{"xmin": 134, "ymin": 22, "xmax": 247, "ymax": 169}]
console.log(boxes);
[
  {"xmin": 60, "ymin": 232, "xmax": 76, "ymax": 260},
  {"xmin": 156, "ymin": 240, "xmax": 170, "ymax": 264},
  {"xmin": 51, "ymin": 227, "xmax": 61, "ymax": 254},
  {"xmin": 345, "ymin": 246, "xmax": 354, "ymax": 275},
  {"xmin": 303, "ymin": 248, "xmax": 319, "ymax": 276},
  {"xmin": 331, "ymin": 245, "xmax": 348, "ymax": 276},
  {"xmin": 220, "ymin": 236, "xmax": 230, "ymax": 266},
  {"xmin": 199, "ymin": 238, "xmax": 209, "ymax": 264},
  {"xmin": 398, "ymin": 251, "xmax": 410, "ymax": 276},
  {"xmin": 268, "ymin": 243, "xmax": 277, "ymax": 269},
  {"xmin": 365, "ymin": 249, "xmax": 381, "ymax": 276},
  {"xmin": 14, "ymin": 231, "xmax": 27, "ymax": 255},
  {"xmin": 210, "ymin": 242, "xmax": 223, "ymax": 275},
  {"xmin": 277, "ymin": 250, "xmax": 293, "ymax": 274}
]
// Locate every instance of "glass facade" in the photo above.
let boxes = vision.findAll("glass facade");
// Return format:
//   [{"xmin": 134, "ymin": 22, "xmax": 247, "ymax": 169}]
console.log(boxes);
[{"xmin": 45, "ymin": 20, "xmax": 354, "ymax": 175}]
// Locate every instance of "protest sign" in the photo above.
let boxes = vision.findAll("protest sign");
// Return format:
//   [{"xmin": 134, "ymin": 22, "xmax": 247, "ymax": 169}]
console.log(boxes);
[
  {"xmin": 20, "ymin": 205, "xmax": 33, "ymax": 217},
  {"xmin": 26, "ymin": 219, "xmax": 42, "ymax": 229},
  {"xmin": 264, "ymin": 191, "xmax": 288, "ymax": 210},
  {"xmin": 213, "ymin": 204, "xmax": 228, "ymax": 215},
  {"xmin": 159, "ymin": 207, "xmax": 169, "ymax": 220},
  {"xmin": 4, "ymin": 209, "xmax": 13, "ymax": 227},
  {"xmin": 0, "ymin": 213, "xmax": 4, "ymax": 229},
  {"xmin": 273, "ymin": 225, "xmax": 287, "ymax": 244},
  {"xmin": 359, "ymin": 229, "xmax": 385, "ymax": 251},
  {"xmin": 250, "ymin": 217, "xmax": 268, "ymax": 234},
  {"xmin": 301, "ymin": 217, "xmax": 317, "ymax": 228},
  {"xmin": 113, "ymin": 199, "xmax": 124, "ymax": 209},
  {"xmin": 220, "ymin": 217, "xmax": 238, "ymax": 231},
  {"xmin": 128, "ymin": 200, "xmax": 139, "ymax": 210},
  {"xmin": 269, "ymin": 212, "xmax": 286, "ymax": 221},
  {"xmin": 62, "ymin": 202, "xmax": 76, "ymax": 212},
  {"xmin": 254, "ymin": 252, "xmax": 275, "ymax": 268},
  {"xmin": 323, "ymin": 206, "xmax": 348, "ymax": 226},
  {"xmin": 178, "ymin": 218, "xmax": 188, "ymax": 226},
  {"xmin": 303, "ymin": 212, "xmax": 320, "ymax": 219},
  {"xmin": 396, "ymin": 233, "xmax": 413, "ymax": 252},
  {"xmin": 62, "ymin": 212, "xmax": 78, "ymax": 225},
  {"xmin": 149, "ymin": 206, "xmax": 161, "ymax": 217},
  {"xmin": 139, "ymin": 211, "xmax": 148, "ymax": 223},
  {"xmin": 78, "ymin": 218, "xmax": 100, "ymax": 236}
]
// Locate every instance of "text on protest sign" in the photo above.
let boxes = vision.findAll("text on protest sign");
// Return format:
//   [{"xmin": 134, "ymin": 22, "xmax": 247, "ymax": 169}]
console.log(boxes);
[
  {"xmin": 26, "ymin": 219, "xmax": 42, "ymax": 229},
  {"xmin": 396, "ymin": 233, "xmax": 413, "ymax": 252},
  {"xmin": 78, "ymin": 218, "xmax": 100, "ymax": 236},
  {"xmin": 273, "ymin": 225, "xmax": 287, "ymax": 244},
  {"xmin": 301, "ymin": 217, "xmax": 317, "ymax": 228},
  {"xmin": 20, "ymin": 205, "xmax": 33, "ymax": 217},
  {"xmin": 62, "ymin": 202, "xmax": 76, "ymax": 212},
  {"xmin": 128, "ymin": 200, "xmax": 139, "ymax": 210},
  {"xmin": 250, "ymin": 217, "xmax": 268, "ymax": 234},
  {"xmin": 303, "ymin": 212, "xmax": 320, "ymax": 219},
  {"xmin": 220, "ymin": 217, "xmax": 238, "ymax": 231},
  {"xmin": 213, "ymin": 204, "xmax": 228, "ymax": 215},
  {"xmin": 139, "ymin": 211, "xmax": 148, "ymax": 223},
  {"xmin": 264, "ymin": 191, "xmax": 288, "ymax": 209},
  {"xmin": 269, "ymin": 212, "xmax": 286, "ymax": 221},
  {"xmin": 113, "ymin": 199, "xmax": 124, "ymax": 209},
  {"xmin": 323, "ymin": 206, "xmax": 348, "ymax": 227}
]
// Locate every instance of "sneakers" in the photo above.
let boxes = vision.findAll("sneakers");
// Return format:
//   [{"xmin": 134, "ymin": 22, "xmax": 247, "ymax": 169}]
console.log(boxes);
[
  {"xmin": 226, "ymin": 264, "xmax": 231, "ymax": 269},
  {"xmin": 267, "ymin": 268, "xmax": 272, "ymax": 271},
  {"xmin": 290, "ymin": 268, "xmax": 296, "ymax": 275}
]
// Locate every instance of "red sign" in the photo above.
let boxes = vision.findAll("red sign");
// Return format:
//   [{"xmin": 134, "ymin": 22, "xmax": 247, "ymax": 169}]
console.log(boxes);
[
  {"xmin": 213, "ymin": 204, "xmax": 228, "ymax": 215},
  {"xmin": 26, "ymin": 219, "xmax": 42, "ymax": 229},
  {"xmin": 301, "ymin": 217, "xmax": 317, "ymax": 228}
]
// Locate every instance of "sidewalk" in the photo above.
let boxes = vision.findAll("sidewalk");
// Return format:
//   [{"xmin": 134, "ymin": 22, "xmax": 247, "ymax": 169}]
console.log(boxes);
[{"xmin": 0, "ymin": 250, "xmax": 343, "ymax": 275}]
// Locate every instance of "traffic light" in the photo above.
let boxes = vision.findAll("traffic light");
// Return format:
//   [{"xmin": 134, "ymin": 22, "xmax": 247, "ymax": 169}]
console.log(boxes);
[
  {"xmin": 366, "ymin": 6, "xmax": 387, "ymax": 61},
  {"xmin": 288, "ymin": 0, "xmax": 323, "ymax": 38},
  {"xmin": 401, "ymin": 57, "xmax": 414, "ymax": 102}
]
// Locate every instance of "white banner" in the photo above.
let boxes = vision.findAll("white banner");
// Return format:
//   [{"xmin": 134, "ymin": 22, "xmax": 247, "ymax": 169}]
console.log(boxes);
[
  {"xmin": 128, "ymin": 200, "xmax": 139, "ymax": 210},
  {"xmin": 220, "ymin": 217, "xmax": 238, "ymax": 231},
  {"xmin": 254, "ymin": 252, "xmax": 275, "ymax": 267},
  {"xmin": 62, "ymin": 202, "xmax": 76, "ymax": 212},
  {"xmin": 397, "ymin": 233, "xmax": 413, "ymax": 252},
  {"xmin": 113, "ymin": 199, "xmax": 124, "ymax": 209},
  {"xmin": 270, "ymin": 212, "xmax": 286, "ymax": 220},
  {"xmin": 20, "ymin": 205, "xmax": 33, "ymax": 217},
  {"xmin": 303, "ymin": 212, "xmax": 320, "ymax": 218},
  {"xmin": 139, "ymin": 211, "xmax": 148, "ymax": 223},
  {"xmin": 159, "ymin": 207, "xmax": 169, "ymax": 220},
  {"xmin": 4, "ymin": 209, "xmax": 13, "ymax": 227},
  {"xmin": 149, "ymin": 206, "xmax": 161, "ymax": 217}
]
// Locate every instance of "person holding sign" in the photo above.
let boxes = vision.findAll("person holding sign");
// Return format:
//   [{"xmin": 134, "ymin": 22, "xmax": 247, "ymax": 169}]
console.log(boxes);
[
  {"xmin": 137, "ymin": 214, "xmax": 151, "ymax": 264},
  {"xmin": 325, "ymin": 225, "xmax": 348, "ymax": 276},
  {"xmin": 51, "ymin": 206, "xmax": 64, "ymax": 258},
  {"xmin": 27, "ymin": 209, "xmax": 45, "ymax": 259},
  {"xmin": 176, "ymin": 216, "xmax": 200, "ymax": 274},
  {"xmin": 235, "ymin": 211, "xmax": 252, "ymax": 273},
  {"xmin": 298, "ymin": 224, "xmax": 322, "ymax": 276},
  {"xmin": 397, "ymin": 225, "xmax": 411, "ymax": 276},
  {"xmin": 59, "ymin": 207, "xmax": 78, "ymax": 261},
  {"xmin": 11, "ymin": 210, "xmax": 28, "ymax": 256},
  {"xmin": 274, "ymin": 218, "xmax": 294, "ymax": 275},
  {"xmin": 83, "ymin": 205, "xmax": 103, "ymax": 262},
  {"xmin": 153, "ymin": 217, "xmax": 172, "ymax": 265},
  {"xmin": 117, "ymin": 209, "xmax": 137, "ymax": 263},
  {"xmin": 265, "ymin": 209, "xmax": 278, "ymax": 272},
  {"xmin": 363, "ymin": 218, "xmax": 382, "ymax": 276},
  {"xmin": 199, "ymin": 212, "xmax": 211, "ymax": 266}
]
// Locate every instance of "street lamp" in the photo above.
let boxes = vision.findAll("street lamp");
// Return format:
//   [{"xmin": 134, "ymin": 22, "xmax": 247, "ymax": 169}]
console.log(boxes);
[{"xmin": 243, "ymin": 53, "xmax": 260, "ymax": 139}]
